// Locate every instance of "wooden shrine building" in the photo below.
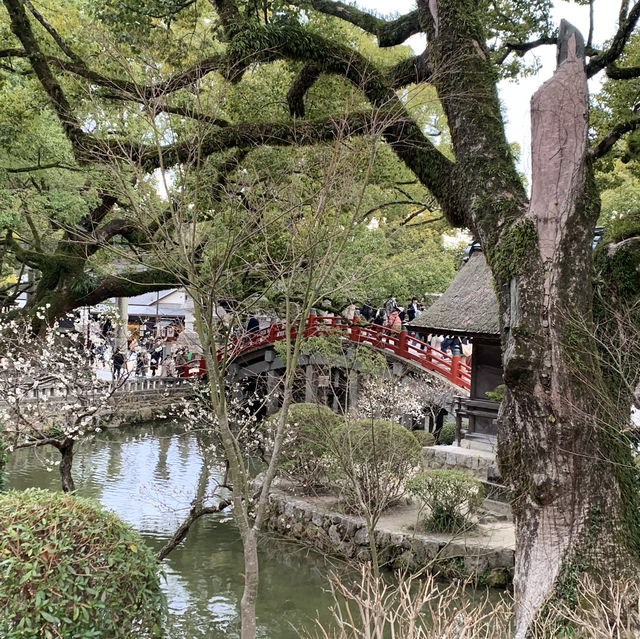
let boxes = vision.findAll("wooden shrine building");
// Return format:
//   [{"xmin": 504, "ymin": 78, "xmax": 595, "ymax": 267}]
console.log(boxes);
[{"xmin": 409, "ymin": 244, "xmax": 502, "ymax": 446}]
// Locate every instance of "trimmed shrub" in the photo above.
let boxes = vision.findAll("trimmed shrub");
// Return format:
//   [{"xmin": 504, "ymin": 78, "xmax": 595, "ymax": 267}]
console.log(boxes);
[
  {"xmin": 264, "ymin": 403, "xmax": 341, "ymax": 490},
  {"xmin": 407, "ymin": 469, "xmax": 485, "ymax": 533},
  {"xmin": 412, "ymin": 430, "xmax": 436, "ymax": 447},
  {"xmin": 0, "ymin": 488, "xmax": 165, "ymax": 639},
  {"xmin": 437, "ymin": 420, "xmax": 457, "ymax": 445},
  {"xmin": 328, "ymin": 419, "xmax": 423, "ymax": 515}
]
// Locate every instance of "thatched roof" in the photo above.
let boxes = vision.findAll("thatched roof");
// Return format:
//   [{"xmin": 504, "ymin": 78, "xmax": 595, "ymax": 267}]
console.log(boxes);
[{"xmin": 409, "ymin": 251, "xmax": 499, "ymax": 337}]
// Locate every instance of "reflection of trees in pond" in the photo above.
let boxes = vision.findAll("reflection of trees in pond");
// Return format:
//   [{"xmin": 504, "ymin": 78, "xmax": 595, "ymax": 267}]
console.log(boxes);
[{"xmin": 154, "ymin": 434, "xmax": 173, "ymax": 480}]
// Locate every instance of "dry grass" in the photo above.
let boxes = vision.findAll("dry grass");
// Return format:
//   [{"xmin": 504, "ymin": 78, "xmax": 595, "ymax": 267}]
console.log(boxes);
[{"xmin": 300, "ymin": 566, "xmax": 640, "ymax": 639}]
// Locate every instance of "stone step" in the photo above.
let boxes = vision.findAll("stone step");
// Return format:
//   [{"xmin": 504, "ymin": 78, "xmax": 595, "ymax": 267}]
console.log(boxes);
[
  {"xmin": 423, "ymin": 444, "xmax": 496, "ymax": 480},
  {"xmin": 460, "ymin": 433, "xmax": 498, "ymax": 454}
]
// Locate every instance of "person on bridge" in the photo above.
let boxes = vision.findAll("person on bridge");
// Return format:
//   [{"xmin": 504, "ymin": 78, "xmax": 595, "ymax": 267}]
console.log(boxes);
[
  {"xmin": 246, "ymin": 316, "xmax": 260, "ymax": 333},
  {"xmin": 385, "ymin": 307, "xmax": 402, "ymax": 331},
  {"xmin": 112, "ymin": 349, "xmax": 125, "ymax": 381}
]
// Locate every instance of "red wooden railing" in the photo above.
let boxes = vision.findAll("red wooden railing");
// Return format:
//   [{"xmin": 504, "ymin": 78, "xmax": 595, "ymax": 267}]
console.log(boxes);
[{"xmin": 179, "ymin": 315, "xmax": 471, "ymax": 391}]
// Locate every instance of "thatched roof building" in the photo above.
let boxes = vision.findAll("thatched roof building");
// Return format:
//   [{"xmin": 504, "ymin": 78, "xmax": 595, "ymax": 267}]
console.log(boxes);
[{"xmin": 409, "ymin": 249, "xmax": 499, "ymax": 338}]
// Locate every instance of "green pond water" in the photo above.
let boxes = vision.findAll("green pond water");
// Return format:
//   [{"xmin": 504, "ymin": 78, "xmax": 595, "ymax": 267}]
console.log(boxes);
[{"xmin": 5, "ymin": 423, "xmax": 339, "ymax": 639}]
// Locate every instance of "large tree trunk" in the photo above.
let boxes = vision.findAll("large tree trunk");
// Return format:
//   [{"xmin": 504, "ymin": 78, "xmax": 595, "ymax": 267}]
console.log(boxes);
[{"xmin": 417, "ymin": 3, "xmax": 640, "ymax": 635}]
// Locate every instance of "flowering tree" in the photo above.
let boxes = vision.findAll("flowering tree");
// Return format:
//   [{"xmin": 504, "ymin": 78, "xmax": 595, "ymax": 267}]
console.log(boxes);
[
  {"xmin": 354, "ymin": 373, "xmax": 455, "ymax": 428},
  {"xmin": 0, "ymin": 311, "xmax": 123, "ymax": 492}
]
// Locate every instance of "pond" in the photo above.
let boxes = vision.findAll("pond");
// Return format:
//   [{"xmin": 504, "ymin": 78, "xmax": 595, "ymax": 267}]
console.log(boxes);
[{"xmin": 5, "ymin": 422, "xmax": 339, "ymax": 639}]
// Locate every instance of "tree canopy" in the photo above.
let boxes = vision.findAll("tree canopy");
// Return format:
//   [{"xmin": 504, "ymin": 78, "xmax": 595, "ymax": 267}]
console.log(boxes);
[{"xmin": 3, "ymin": 0, "xmax": 640, "ymax": 636}]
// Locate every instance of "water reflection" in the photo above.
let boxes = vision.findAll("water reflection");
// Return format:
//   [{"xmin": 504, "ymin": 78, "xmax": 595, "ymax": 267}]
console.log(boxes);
[{"xmin": 6, "ymin": 422, "xmax": 336, "ymax": 639}]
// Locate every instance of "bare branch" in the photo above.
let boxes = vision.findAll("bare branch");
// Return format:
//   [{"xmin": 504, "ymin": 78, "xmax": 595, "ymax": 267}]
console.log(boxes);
[
  {"xmin": 2, "ymin": 161, "xmax": 82, "ymax": 173},
  {"xmin": 497, "ymin": 35, "xmax": 557, "ymax": 65},
  {"xmin": 588, "ymin": 116, "xmax": 640, "ymax": 160},
  {"xmin": 587, "ymin": 0, "xmax": 640, "ymax": 77},
  {"xmin": 155, "ymin": 497, "xmax": 231, "ymax": 561}
]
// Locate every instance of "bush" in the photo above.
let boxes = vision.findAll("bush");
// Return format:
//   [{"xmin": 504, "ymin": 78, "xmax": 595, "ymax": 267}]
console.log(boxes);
[
  {"xmin": 412, "ymin": 430, "xmax": 436, "ymax": 446},
  {"xmin": 407, "ymin": 469, "xmax": 485, "ymax": 533},
  {"xmin": 437, "ymin": 420, "xmax": 457, "ymax": 445},
  {"xmin": 0, "ymin": 488, "xmax": 165, "ymax": 639},
  {"xmin": 328, "ymin": 419, "xmax": 423, "ymax": 515},
  {"xmin": 264, "ymin": 403, "xmax": 341, "ymax": 490}
]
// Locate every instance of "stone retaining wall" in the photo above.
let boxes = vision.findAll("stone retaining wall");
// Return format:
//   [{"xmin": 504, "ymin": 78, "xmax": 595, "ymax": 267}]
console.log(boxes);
[
  {"xmin": 265, "ymin": 490, "xmax": 514, "ymax": 587},
  {"xmin": 422, "ymin": 446, "xmax": 498, "ymax": 480}
]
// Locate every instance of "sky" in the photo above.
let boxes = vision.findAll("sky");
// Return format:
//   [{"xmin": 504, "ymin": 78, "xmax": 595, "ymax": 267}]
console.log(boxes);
[{"xmin": 353, "ymin": 0, "xmax": 620, "ymax": 176}]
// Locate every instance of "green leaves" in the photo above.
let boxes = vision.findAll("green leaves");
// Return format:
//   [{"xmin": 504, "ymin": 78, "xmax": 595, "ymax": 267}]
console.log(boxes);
[{"xmin": 0, "ymin": 488, "xmax": 165, "ymax": 639}]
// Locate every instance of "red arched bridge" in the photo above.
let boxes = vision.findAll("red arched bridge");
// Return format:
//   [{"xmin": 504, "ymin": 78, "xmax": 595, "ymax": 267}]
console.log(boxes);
[{"xmin": 180, "ymin": 315, "xmax": 471, "ymax": 391}]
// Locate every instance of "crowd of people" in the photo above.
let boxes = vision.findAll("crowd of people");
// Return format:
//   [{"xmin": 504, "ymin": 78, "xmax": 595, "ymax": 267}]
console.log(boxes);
[{"xmin": 340, "ymin": 296, "xmax": 472, "ymax": 362}]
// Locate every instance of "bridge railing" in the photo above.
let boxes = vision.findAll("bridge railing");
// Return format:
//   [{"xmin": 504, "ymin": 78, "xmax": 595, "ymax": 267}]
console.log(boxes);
[
  {"xmin": 6, "ymin": 376, "xmax": 194, "ymax": 404},
  {"xmin": 226, "ymin": 314, "xmax": 471, "ymax": 390}
]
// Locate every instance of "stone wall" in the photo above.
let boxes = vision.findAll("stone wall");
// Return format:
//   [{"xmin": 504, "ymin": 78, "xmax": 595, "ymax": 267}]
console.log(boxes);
[{"xmin": 264, "ymin": 490, "xmax": 514, "ymax": 587}]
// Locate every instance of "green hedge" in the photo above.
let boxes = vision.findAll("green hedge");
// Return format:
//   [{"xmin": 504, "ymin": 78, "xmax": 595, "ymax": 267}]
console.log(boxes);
[
  {"xmin": 329, "ymin": 419, "xmax": 423, "ymax": 514},
  {"xmin": 0, "ymin": 488, "xmax": 165, "ymax": 639},
  {"xmin": 408, "ymin": 469, "xmax": 485, "ymax": 533},
  {"xmin": 437, "ymin": 420, "xmax": 457, "ymax": 445},
  {"xmin": 412, "ymin": 430, "xmax": 436, "ymax": 447},
  {"xmin": 264, "ymin": 403, "xmax": 341, "ymax": 490}
]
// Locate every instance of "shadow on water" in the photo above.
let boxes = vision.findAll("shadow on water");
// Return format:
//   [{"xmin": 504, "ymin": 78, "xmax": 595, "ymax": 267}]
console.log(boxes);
[{"xmin": 5, "ymin": 422, "xmax": 338, "ymax": 639}]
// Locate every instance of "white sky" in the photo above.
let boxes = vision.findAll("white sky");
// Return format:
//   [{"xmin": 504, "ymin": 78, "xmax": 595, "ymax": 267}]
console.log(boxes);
[{"xmin": 354, "ymin": 1, "xmax": 619, "ymax": 176}]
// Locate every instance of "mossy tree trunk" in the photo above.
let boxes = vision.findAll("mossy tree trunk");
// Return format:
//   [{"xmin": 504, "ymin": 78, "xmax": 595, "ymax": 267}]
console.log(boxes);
[
  {"xmin": 417, "ymin": 4, "xmax": 640, "ymax": 635},
  {"xmin": 5, "ymin": 0, "xmax": 640, "ymax": 633}
]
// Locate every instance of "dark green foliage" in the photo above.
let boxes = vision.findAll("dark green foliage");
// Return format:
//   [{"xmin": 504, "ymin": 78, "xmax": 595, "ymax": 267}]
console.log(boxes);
[
  {"xmin": 407, "ymin": 469, "xmax": 485, "ymax": 533},
  {"xmin": 265, "ymin": 402, "xmax": 341, "ymax": 489},
  {"xmin": 412, "ymin": 430, "xmax": 436, "ymax": 447},
  {"xmin": 437, "ymin": 420, "xmax": 457, "ymax": 445},
  {"xmin": 328, "ymin": 418, "xmax": 423, "ymax": 514},
  {"xmin": 0, "ymin": 489, "xmax": 165, "ymax": 639}
]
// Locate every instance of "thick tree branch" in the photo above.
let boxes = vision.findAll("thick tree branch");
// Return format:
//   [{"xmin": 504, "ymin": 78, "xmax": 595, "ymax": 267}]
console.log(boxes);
[
  {"xmin": 586, "ymin": 0, "xmax": 640, "ymax": 77},
  {"xmin": 24, "ymin": 0, "xmax": 83, "ymax": 64},
  {"xmin": 605, "ymin": 64, "xmax": 640, "ymax": 80},
  {"xmin": 496, "ymin": 36, "xmax": 557, "ymax": 64},
  {"xmin": 77, "ymin": 268, "xmax": 183, "ymax": 307},
  {"xmin": 388, "ymin": 51, "xmax": 432, "ymax": 89},
  {"xmin": 74, "ymin": 111, "xmax": 378, "ymax": 167},
  {"xmin": 301, "ymin": 0, "xmax": 420, "ymax": 47},
  {"xmin": 3, "ymin": 0, "xmax": 83, "ymax": 148},
  {"xmin": 50, "ymin": 55, "xmax": 225, "ymax": 101},
  {"xmin": 588, "ymin": 116, "xmax": 640, "ymax": 160},
  {"xmin": 287, "ymin": 63, "xmax": 320, "ymax": 118}
]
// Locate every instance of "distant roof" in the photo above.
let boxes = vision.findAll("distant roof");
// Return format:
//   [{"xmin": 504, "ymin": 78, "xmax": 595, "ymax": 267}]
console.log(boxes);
[
  {"xmin": 128, "ymin": 303, "xmax": 185, "ymax": 318},
  {"xmin": 129, "ymin": 289, "xmax": 179, "ymax": 307},
  {"xmin": 409, "ymin": 251, "xmax": 499, "ymax": 337}
]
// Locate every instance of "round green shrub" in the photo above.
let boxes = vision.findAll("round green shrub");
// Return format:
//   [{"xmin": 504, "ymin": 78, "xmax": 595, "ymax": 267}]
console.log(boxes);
[
  {"xmin": 0, "ymin": 488, "xmax": 165, "ymax": 639},
  {"xmin": 437, "ymin": 420, "xmax": 457, "ymax": 445},
  {"xmin": 264, "ymin": 403, "xmax": 341, "ymax": 490},
  {"xmin": 412, "ymin": 430, "xmax": 436, "ymax": 447},
  {"xmin": 407, "ymin": 469, "xmax": 485, "ymax": 533},
  {"xmin": 329, "ymin": 419, "xmax": 423, "ymax": 514}
]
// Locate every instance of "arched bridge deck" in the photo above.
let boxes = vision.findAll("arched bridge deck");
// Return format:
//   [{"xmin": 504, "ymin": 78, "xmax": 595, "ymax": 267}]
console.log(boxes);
[{"xmin": 224, "ymin": 315, "xmax": 470, "ymax": 391}]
